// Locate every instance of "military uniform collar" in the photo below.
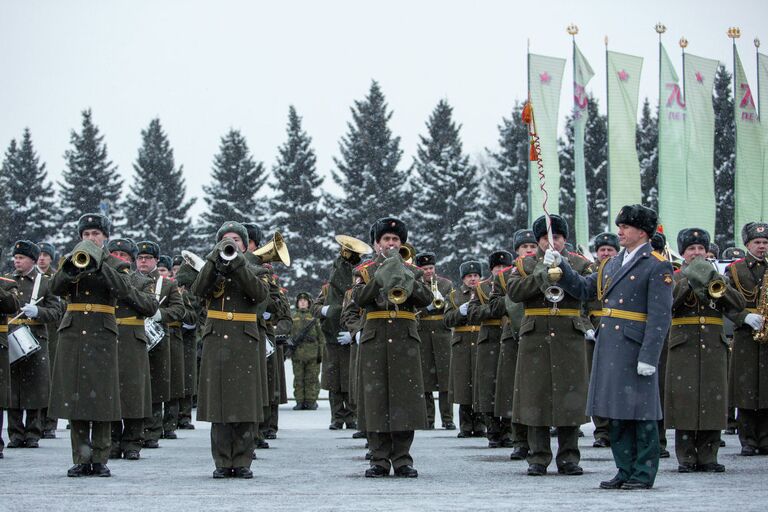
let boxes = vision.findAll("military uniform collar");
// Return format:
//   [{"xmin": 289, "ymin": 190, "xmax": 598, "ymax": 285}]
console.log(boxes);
[
  {"xmin": 746, "ymin": 251, "xmax": 767, "ymax": 267},
  {"xmin": 14, "ymin": 267, "xmax": 38, "ymax": 280}
]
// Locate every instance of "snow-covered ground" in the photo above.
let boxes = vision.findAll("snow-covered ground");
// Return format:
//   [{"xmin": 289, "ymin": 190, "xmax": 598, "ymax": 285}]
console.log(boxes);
[{"xmin": 1, "ymin": 402, "xmax": 766, "ymax": 511}]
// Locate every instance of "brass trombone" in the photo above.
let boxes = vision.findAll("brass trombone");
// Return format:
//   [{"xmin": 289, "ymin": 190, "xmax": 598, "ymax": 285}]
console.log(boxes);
[{"xmin": 254, "ymin": 232, "xmax": 291, "ymax": 266}]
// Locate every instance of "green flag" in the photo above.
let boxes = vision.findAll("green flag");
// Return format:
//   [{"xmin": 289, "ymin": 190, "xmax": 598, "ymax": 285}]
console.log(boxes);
[
  {"xmin": 683, "ymin": 53, "xmax": 719, "ymax": 236},
  {"xmin": 607, "ymin": 50, "xmax": 643, "ymax": 221},
  {"xmin": 573, "ymin": 43, "xmax": 595, "ymax": 248},
  {"xmin": 657, "ymin": 44, "xmax": 687, "ymax": 241},
  {"xmin": 528, "ymin": 53, "xmax": 566, "ymax": 223},
  {"xmin": 759, "ymin": 52, "xmax": 768, "ymax": 221},
  {"xmin": 734, "ymin": 47, "xmax": 764, "ymax": 239}
]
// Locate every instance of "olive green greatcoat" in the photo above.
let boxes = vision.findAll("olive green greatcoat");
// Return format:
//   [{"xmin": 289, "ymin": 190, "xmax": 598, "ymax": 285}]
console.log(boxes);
[
  {"xmin": 341, "ymin": 286, "xmax": 364, "ymax": 421},
  {"xmin": 7, "ymin": 268, "xmax": 61, "ymax": 409},
  {"xmin": 49, "ymin": 252, "xmax": 136, "ymax": 421},
  {"xmin": 416, "ymin": 275, "xmax": 453, "ymax": 393},
  {"xmin": 507, "ymin": 250, "xmax": 592, "ymax": 427},
  {"xmin": 143, "ymin": 269, "xmax": 185, "ymax": 403},
  {"xmin": 40, "ymin": 266, "xmax": 63, "ymax": 383},
  {"xmin": 444, "ymin": 284, "xmax": 479, "ymax": 405},
  {"xmin": 467, "ymin": 279, "xmax": 505, "ymax": 414},
  {"xmin": 0, "ymin": 278, "xmax": 21, "ymax": 408},
  {"xmin": 665, "ymin": 266, "xmax": 744, "ymax": 430},
  {"xmin": 490, "ymin": 266, "xmax": 524, "ymax": 418},
  {"xmin": 352, "ymin": 254, "xmax": 432, "ymax": 432},
  {"xmin": 725, "ymin": 253, "xmax": 768, "ymax": 409},
  {"xmin": 181, "ymin": 293, "xmax": 203, "ymax": 397},
  {"xmin": 169, "ymin": 325, "xmax": 186, "ymax": 400},
  {"xmin": 191, "ymin": 251, "xmax": 270, "ymax": 423},
  {"xmin": 115, "ymin": 270, "xmax": 159, "ymax": 419}
]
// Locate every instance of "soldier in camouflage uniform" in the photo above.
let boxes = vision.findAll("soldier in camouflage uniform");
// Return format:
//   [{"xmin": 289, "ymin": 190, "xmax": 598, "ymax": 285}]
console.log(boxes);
[{"xmin": 290, "ymin": 292, "xmax": 323, "ymax": 410}]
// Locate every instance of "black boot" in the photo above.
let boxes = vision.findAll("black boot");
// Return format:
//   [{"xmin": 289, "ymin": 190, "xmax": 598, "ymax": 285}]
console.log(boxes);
[
  {"xmin": 67, "ymin": 464, "xmax": 92, "ymax": 477},
  {"xmin": 91, "ymin": 463, "xmax": 111, "ymax": 477}
]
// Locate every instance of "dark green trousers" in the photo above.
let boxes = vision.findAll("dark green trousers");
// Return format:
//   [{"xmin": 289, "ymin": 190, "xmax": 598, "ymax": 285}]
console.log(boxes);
[
  {"xmin": 7, "ymin": 408, "xmax": 42, "ymax": 442},
  {"xmin": 609, "ymin": 419, "xmax": 659, "ymax": 486},
  {"xmin": 259, "ymin": 403, "xmax": 279, "ymax": 436},
  {"xmin": 162, "ymin": 399, "xmax": 179, "ymax": 433},
  {"xmin": 42, "ymin": 408, "xmax": 57, "ymax": 433},
  {"xmin": 512, "ymin": 422, "xmax": 529, "ymax": 448},
  {"xmin": 458, "ymin": 405, "xmax": 484, "ymax": 434},
  {"xmin": 593, "ymin": 416, "xmax": 610, "ymax": 442},
  {"xmin": 368, "ymin": 430, "xmax": 414, "ymax": 471},
  {"xmin": 0, "ymin": 408, "xmax": 4, "ymax": 454},
  {"xmin": 111, "ymin": 418, "xmax": 144, "ymax": 453},
  {"xmin": 179, "ymin": 396, "xmax": 193, "ymax": 426},
  {"xmin": 675, "ymin": 429, "xmax": 720, "ymax": 465},
  {"xmin": 738, "ymin": 408, "xmax": 768, "ymax": 449},
  {"xmin": 70, "ymin": 420, "xmax": 111, "ymax": 464},
  {"xmin": 527, "ymin": 425, "xmax": 579, "ymax": 467},
  {"xmin": 144, "ymin": 402, "xmax": 163, "ymax": 441},
  {"xmin": 329, "ymin": 391, "xmax": 354, "ymax": 425},
  {"xmin": 425, "ymin": 392, "xmax": 453, "ymax": 426},
  {"xmin": 485, "ymin": 415, "xmax": 507, "ymax": 442},
  {"xmin": 210, "ymin": 422, "xmax": 254, "ymax": 469}
]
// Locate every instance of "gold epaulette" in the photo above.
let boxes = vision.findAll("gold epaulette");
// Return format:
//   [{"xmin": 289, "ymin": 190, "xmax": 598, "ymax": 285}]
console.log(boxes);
[
  {"xmin": 497, "ymin": 269, "xmax": 509, "ymax": 293},
  {"xmin": 651, "ymin": 251, "xmax": 667, "ymax": 262},
  {"xmin": 515, "ymin": 257, "xmax": 528, "ymax": 277}
]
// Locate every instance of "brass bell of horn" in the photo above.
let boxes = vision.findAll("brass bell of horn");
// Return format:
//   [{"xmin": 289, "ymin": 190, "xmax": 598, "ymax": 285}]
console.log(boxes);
[{"xmin": 254, "ymin": 232, "xmax": 291, "ymax": 266}]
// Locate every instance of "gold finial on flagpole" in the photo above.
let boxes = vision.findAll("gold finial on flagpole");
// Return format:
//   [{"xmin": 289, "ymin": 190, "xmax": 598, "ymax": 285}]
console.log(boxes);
[
  {"xmin": 679, "ymin": 37, "xmax": 688, "ymax": 49},
  {"xmin": 604, "ymin": 35, "xmax": 609, "ymax": 47},
  {"xmin": 567, "ymin": 24, "xmax": 578, "ymax": 37},
  {"xmin": 655, "ymin": 23, "xmax": 666, "ymax": 35},
  {"xmin": 727, "ymin": 27, "xmax": 741, "ymax": 40},
  {"xmin": 755, "ymin": 37, "xmax": 761, "ymax": 49}
]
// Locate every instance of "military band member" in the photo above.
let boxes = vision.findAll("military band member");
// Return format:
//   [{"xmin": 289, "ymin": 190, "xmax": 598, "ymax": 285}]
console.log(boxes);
[
  {"xmin": 468, "ymin": 250, "xmax": 514, "ymax": 448},
  {"xmin": 352, "ymin": 217, "xmax": 431, "ymax": 478},
  {"xmin": 444, "ymin": 260, "xmax": 484, "ymax": 438},
  {"xmin": 158, "ymin": 254, "xmax": 185, "ymax": 439},
  {"xmin": 0, "ymin": 272, "xmax": 21, "ymax": 458},
  {"xmin": 414, "ymin": 251, "xmax": 455, "ymax": 430},
  {"xmin": 49, "ymin": 213, "xmax": 135, "ymax": 477},
  {"xmin": 507, "ymin": 215, "xmax": 591, "ymax": 477},
  {"xmin": 554, "ymin": 204, "xmax": 672, "ymax": 490},
  {"xmin": 587, "ymin": 232, "xmax": 620, "ymax": 448},
  {"xmin": 726, "ymin": 222, "xmax": 768, "ymax": 456},
  {"xmin": 36, "ymin": 241, "xmax": 62, "ymax": 439},
  {"xmin": 493, "ymin": 229, "xmax": 537, "ymax": 460},
  {"xmin": 721, "ymin": 245, "xmax": 746, "ymax": 435},
  {"xmin": 174, "ymin": 262, "xmax": 202, "ymax": 430},
  {"xmin": 666, "ymin": 228, "xmax": 744, "ymax": 472},
  {"xmin": 191, "ymin": 221, "xmax": 270, "ymax": 478},
  {"xmin": 135, "ymin": 242, "xmax": 185, "ymax": 448},
  {"xmin": 107, "ymin": 238, "xmax": 158, "ymax": 460},
  {"xmin": 6, "ymin": 240, "xmax": 60, "ymax": 449},
  {"xmin": 707, "ymin": 242, "xmax": 721, "ymax": 261},
  {"xmin": 290, "ymin": 292, "xmax": 323, "ymax": 410},
  {"xmin": 723, "ymin": 247, "xmax": 746, "ymax": 261}
]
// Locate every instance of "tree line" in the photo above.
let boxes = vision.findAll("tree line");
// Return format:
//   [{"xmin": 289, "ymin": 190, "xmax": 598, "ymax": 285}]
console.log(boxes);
[{"xmin": 0, "ymin": 68, "xmax": 738, "ymax": 292}]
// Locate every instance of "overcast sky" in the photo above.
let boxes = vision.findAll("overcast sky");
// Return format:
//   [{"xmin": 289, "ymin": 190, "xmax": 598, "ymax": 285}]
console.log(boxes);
[{"xmin": 1, "ymin": 0, "xmax": 765, "ymax": 216}]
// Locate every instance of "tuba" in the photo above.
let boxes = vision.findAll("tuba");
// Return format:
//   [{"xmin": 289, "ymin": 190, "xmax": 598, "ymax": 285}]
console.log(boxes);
[
  {"xmin": 335, "ymin": 234, "xmax": 372, "ymax": 262},
  {"xmin": 430, "ymin": 276, "xmax": 445, "ymax": 309},
  {"xmin": 254, "ymin": 232, "xmax": 291, "ymax": 266}
]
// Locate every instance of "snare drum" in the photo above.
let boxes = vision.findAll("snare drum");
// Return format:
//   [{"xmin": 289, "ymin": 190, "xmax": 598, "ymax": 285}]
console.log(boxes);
[
  {"xmin": 8, "ymin": 325, "xmax": 41, "ymax": 364},
  {"xmin": 145, "ymin": 319, "xmax": 166, "ymax": 352}
]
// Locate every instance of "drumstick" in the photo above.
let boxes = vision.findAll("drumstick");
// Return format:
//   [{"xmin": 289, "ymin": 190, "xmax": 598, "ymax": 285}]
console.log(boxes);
[{"xmin": 9, "ymin": 296, "xmax": 44, "ymax": 324}]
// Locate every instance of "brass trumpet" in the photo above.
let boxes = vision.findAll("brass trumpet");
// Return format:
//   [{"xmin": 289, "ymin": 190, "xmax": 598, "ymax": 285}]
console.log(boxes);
[
  {"xmin": 430, "ymin": 276, "xmax": 445, "ymax": 309},
  {"xmin": 708, "ymin": 279, "xmax": 726, "ymax": 299},
  {"xmin": 387, "ymin": 287, "xmax": 407, "ymax": 305},
  {"xmin": 219, "ymin": 239, "xmax": 239, "ymax": 262},
  {"xmin": 399, "ymin": 243, "xmax": 416, "ymax": 264},
  {"xmin": 254, "ymin": 232, "xmax": 291, "ymax": 266},
  {"xmin": 72, "ymin": 250, "xmax": 92, "ymax": 269}
]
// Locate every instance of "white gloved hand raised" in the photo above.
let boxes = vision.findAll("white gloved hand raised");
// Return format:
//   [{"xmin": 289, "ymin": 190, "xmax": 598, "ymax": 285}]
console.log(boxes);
[
  {"xmin": 637, "ymin": 361, "xmax": 656, "ymax": 376},
  {"xmin": 745, "ymin": 313, "xmax": 764, "ymax": 331},
  {"xmin": 543, "ymin": 249, "xmax": 562, "ymax": 267},
  {"xmin": 426, "ymin": 303, "xmax": 436, "ymax": 312},
  {"xmin": 152, "ymin": 310, "xmax": 163, "ymax": 322},
  {"xmin": 262, "ymin": 311, "xmax": 272, "ymax": 320},
  {"xmin": 321, "ymin": 305, "xmax": 330, "ymax": 317},
  {"xmin": 336, "ymin": 331, "xmax": 352, "ymax": 345},
  {"xmin": 459, "ymin": 302, "xmax": 469, "ymax": 316},
  {"xmin": 21, "ymin": 303, "xmax": 39, "ymax": 319},
  {"xmin": 584, "ymin": 329, "xmax": 596, "ymax": 342}
]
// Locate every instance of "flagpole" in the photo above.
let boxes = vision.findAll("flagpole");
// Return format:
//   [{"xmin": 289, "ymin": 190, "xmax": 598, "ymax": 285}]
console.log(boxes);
[
  {"xmin": 728, "ymin": 27, "xmax": 741, "ymax": 230},
  {"xmin": 527, "ymin": 38, "xmax": 532, "ymax": 227},
  {"xmin": 605, "ymin": 35, "xmax": 610, "ymax": 227},
  {"xmin": 567, "ymin": 23, "xmax": 580, "ymax": 245},
  {"xmin": 757, "ymin": 37, "xmax": 762, "ymax": 118},
  {"xmin": 680, "ymin": 37, "xmax": 688, "ymax": 103},
  {"xmin": 656, "ymin": 23, "xmax": 665, "ymax": 115}
]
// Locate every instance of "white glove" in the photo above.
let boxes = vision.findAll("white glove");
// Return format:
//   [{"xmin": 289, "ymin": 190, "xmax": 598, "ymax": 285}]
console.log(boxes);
[
  {"xmin": 321, "ymin": 305, "xmax": 330, "ymax": 317},
  {"xmin": 337, "ymin": 331, "xmax": 352, "ymax": 345},
  {"xmin": 459, "ymin": 303, "xmax": 469, "ymax": 316},
  {"xmin": 637, "ymin": 361, "xmax": 656, "ymax": 376},
  {"xmin": 355, "ymin": 331, "xmax": 361, "ymax": 344},
  {"xmin": 745, "ymin": 313, "xmax": 764, "ymax": 331},
  {"xmin": 262, "ymin": 311, "xmax": 272, "ymax": 320},
  {"xmin": 584, "ymin": 329, "xmax": 596, "ymax": 342},
  {"xmin": 182, "ymin": 323, "xmax": 196, "ymax": 330},
  {"xmin": 21, "ymin": 303, "xmax": 39, "ymax": 319},
  {"xmin": 426, "ymin": 303, "xmax": 436, "ymax": 312},
  {"xmin": 543, "ymin": 249, "xmax": 562, "ymax": 267},
  {"xmin": 152, "ymin": 310, "xmax": 163, "ymax": 322}
]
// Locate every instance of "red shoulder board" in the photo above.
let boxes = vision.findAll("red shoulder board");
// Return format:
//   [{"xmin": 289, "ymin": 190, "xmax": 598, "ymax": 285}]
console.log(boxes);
[
  {"xmin": 0, "ymin": 276, "xmax": 15, "ymax": 283},
  {"xmin": 568, "ymin": 251, "xmax": 589, "ymax": 262},
  {"xmin": 674, "ymin": 268, "xmax": 682, "ymax": 274},
  {"xmin": 728, "ymin": 258, "xmax": 746, "ymax": 267},
  {"xmin": 500, "ymin": 265, "xmax": 514, "ymax": 273},
  {"xmin": 354, "ymin": 260, "xmax": 375, "ymax": 271}
]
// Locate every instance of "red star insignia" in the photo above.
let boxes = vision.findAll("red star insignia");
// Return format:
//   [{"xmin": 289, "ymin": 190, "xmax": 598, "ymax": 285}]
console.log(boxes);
[
  {"xmin": 618, "ymin": 69, "xmax": 629, "ymax": 82},
  {"xmin": 695, "ymin": 71, "xmax": 704, "ymax": 83},
  {"xmin": 539, "ymin": 72, "xmax": 551, "ymax": 84}
]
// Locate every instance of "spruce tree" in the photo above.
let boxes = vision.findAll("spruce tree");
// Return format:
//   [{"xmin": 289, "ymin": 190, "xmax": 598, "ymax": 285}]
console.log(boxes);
[
  {"xmin": 713, "ymin": 64, "xmax": 735, "ymax": 248},
  {"xmin": 268, "ymin": 106, "xmax": 330, "ymax": 293},
  {"xmin": 637, "ymin": 98, "xmax": 659, "ymax": 211},
  {"xmin": 329, "ymin": 81, "xmax": 407, "ymax": 238},
  {"xmin": 410, "ymin": 100, "xmax": 480, "ymax": 273},
  {"xmin": 0, "ymin": 129, "xmax": 58, "ymax": 248},
  {"xmin": 58, "ymin": 109, "xmax": 123, "ymax": 247},
  {"xmin": 480, "ymin": 102, "xmax": 529, "ymax": 251},
  {"xmin": 123, "ymin": 118, "xmax": 196, "ymax": 256},
  {"xmin": 583, "ymin": 94, "xmax": 609, "ymax": 235},
  {"xmin": 199, "ymin": 129, "xmax": 267, "ymax": 242}
]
